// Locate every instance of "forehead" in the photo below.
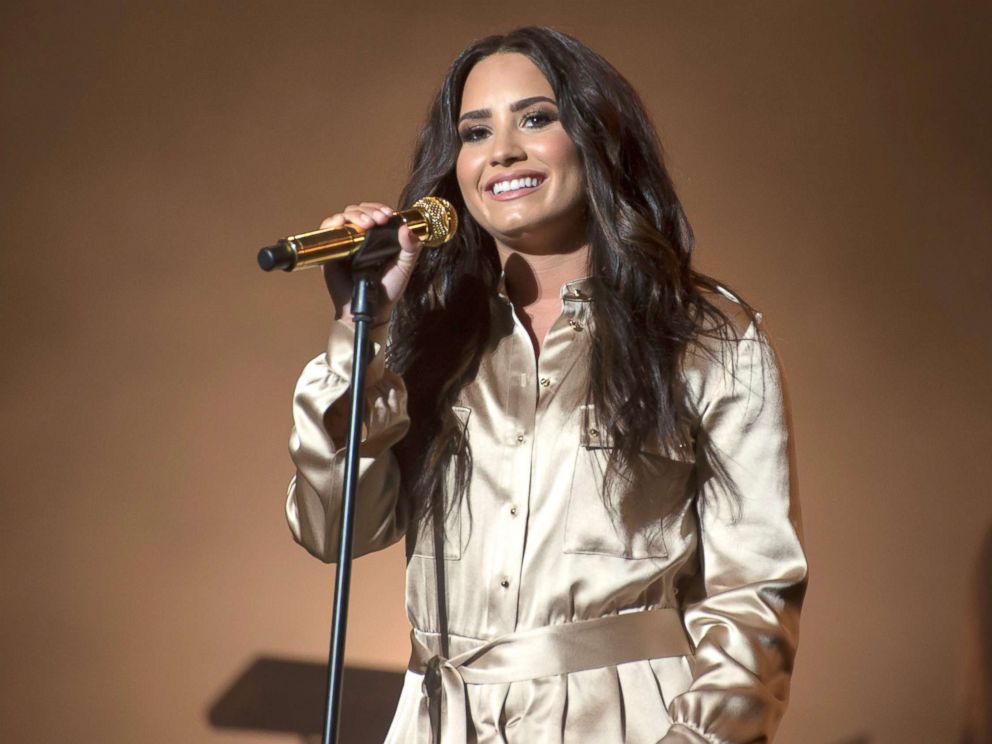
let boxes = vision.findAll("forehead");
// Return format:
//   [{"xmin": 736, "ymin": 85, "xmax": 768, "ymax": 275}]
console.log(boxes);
[{"xmin": 459, "ymin": 52, "xmax": 555, "ymax": 112}]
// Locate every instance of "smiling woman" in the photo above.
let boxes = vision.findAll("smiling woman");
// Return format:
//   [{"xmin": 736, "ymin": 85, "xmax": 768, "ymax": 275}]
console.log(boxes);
[
  {"xmin": 284, "ymin": 26, "xmax": 807, "ymax": 744},
  {"xmin": 454, "ymin": 53, "xmax": 589, "ymax": 354},
  {"xmin": 455, "ymin": 55, "xmax": 586, "ymax": 257}
]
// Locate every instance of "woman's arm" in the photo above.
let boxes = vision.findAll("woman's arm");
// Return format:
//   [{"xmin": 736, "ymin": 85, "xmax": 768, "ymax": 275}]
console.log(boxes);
[
  {"xmin": 662, "ymin": 318, "xmax": 808, "ymax": 743},
  {"xmin": 285, "ymin": 319, "xmax": 411, "ymax": 563},
  {"xmin": 286, "ymin": 200, "xmax": 423, "ymax": 563}
]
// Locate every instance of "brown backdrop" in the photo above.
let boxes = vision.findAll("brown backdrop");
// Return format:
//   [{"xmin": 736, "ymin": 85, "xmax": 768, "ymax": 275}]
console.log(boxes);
[{"xmin": 2, "ymin": 2, "xmax": 990, "ymax": 743}]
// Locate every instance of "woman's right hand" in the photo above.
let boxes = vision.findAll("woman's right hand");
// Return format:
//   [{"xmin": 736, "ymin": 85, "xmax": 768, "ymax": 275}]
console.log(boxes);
[{"xmin": 321, "ymin": 201, "xmax": 425, "ymax": 326}]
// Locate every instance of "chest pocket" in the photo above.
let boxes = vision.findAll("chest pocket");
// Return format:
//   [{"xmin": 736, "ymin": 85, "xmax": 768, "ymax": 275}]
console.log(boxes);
[
  {"xmin": 563, "ymin": 404, "xmax": 695, "ymax": 560},
  {"xmin": 411, "ymin": 405, "xmax": 471, "ymax": 561}
]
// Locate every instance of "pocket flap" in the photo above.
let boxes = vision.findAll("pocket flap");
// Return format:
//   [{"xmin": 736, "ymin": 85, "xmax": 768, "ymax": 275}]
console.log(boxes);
[{"xmin": 579, "ymin": 404, "xmax": 695, "ymax": 463}]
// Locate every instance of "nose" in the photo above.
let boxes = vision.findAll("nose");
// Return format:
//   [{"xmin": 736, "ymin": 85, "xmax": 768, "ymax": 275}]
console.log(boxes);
[{"xmin": 489, "ymin": 126, "xmax": 526, "ymax": 167}]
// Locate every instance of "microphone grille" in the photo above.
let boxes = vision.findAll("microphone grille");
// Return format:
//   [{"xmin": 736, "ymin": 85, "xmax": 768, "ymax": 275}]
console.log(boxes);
[{"xmin": 413, "ymin": 196, "xmax": 458, "ymax": 248}]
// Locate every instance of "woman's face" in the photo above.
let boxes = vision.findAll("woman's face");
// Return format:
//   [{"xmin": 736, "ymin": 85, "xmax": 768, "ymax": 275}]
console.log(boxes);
[{"xmin": 455, "ymin": 52, "xmax": 586, "ymax": 254}]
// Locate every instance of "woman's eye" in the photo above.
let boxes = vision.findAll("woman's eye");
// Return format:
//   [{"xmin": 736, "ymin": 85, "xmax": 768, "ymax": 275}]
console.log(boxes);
[
  {"xmin": 459, "ymin": 126, "xmax": 489, "ymax": 143},
  {"xmin": 522, "ymin": 110, "xmax": 556, "ymax": 128}
]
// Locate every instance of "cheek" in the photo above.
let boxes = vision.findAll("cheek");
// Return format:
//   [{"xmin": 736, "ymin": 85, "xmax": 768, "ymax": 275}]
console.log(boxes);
[
  {"xmin": 539, "ymin": 134, "xmax": 583, "ymax": 187},
  {"xmin": 456, "ymin": 149, "xmax": 481, "ymax": 201}
]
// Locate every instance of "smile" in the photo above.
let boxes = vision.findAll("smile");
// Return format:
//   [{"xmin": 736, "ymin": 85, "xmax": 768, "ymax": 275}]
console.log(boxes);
[{"xmin": 488, "ymin": 175, "xmax": 545, "ymax": 200}]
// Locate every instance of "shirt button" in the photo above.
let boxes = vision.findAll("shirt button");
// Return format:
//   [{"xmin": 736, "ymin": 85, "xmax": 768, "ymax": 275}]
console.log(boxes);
[
  {"xmin": 509, "ymin": 505, "xmax": 518, "ymax": 516},
  {"xmin": 516, "ymin": 434, "xmax": 525, "ymax": 443},
  {"xmin": 589, "ymin": 428, "xmax": 599, "ymax": 439},
  {"xmin": 539, "ymin": 377, "xmax": 551, "ymax": 387},
  {"xmin": 568, "ymin": 319, "xmax": 584, "ymax": 331},
  {"xmin": 500, "ymin": 578, "xmax": 510, "ymax": 588}
]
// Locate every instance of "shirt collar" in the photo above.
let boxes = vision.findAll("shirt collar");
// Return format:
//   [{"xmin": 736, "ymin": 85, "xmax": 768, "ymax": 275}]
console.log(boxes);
[
  {"xmin": 496, "ymin": 273, "xmax": 595, "ymax": 302},
  {"xmin": 560, "ymin": 276, "xmax": 594, "ymax": 302}
]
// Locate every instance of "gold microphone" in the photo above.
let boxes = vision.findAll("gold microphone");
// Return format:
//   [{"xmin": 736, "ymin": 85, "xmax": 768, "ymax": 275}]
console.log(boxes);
[{"xmin": 258, "ymin": 196, "xmax": 458, "ymax": 272}]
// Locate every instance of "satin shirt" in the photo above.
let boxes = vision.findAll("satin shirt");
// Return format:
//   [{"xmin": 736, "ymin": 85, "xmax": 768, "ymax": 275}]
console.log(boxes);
[{"xmin": 285, "ymin": 277, "xmax": 807, "ymax": 743}]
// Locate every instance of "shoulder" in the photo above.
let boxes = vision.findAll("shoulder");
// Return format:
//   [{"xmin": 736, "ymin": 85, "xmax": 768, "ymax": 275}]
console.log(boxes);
[
  {"xmin": 683, "ymin": 287, "xmax": 781, "ymax": 413},
  {"xmin": 702, "ymin": 285, "xmax": 761, "ymax": 336},
  {"xmin": 690, "ymin": 285, "xmax": 764, "ymax": 359}
]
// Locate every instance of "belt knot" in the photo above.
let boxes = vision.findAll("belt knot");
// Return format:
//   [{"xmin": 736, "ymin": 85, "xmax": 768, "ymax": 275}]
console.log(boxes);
[
  {"xmin": 423, "ymin": 654, "xmax": 444, "ymax": 699},
  {"xmin": 422, "ymin": 654, "xmax": 446, "ymax": 744}
]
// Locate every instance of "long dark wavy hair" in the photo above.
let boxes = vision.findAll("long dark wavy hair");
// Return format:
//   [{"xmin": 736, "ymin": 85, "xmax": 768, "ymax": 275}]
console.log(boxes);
[{"xmin": 388, "ymin": 26, "xmax": 751, "ymax": 526}]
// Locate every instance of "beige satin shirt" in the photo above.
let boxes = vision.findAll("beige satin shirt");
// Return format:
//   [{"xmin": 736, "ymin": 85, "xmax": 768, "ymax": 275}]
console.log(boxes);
[{"xmin": 286, "ymin": 277, "xmax": 807, "ymax": 743}]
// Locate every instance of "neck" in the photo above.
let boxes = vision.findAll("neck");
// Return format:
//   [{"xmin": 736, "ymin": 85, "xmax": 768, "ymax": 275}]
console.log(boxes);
[{"xmin": 497, "ymin": 243, "xmax": 590, "ymax": 307}]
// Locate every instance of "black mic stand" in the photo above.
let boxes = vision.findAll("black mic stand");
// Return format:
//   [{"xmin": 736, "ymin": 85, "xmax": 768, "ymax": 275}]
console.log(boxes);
[{"xmin": 321, "ymin": 220, "xmax": 405, "ymax": 744}]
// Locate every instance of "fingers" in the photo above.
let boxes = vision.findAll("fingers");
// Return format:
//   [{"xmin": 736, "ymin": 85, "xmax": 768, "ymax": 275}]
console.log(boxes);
[
  {"xmin": 315, "ymin": 203, "xmax": 424, "ymax": 323},
  {"xmin": 397, "ymin": 224, "xmax": 424, "ymax": 256},
  {"xmin": 320, "ymin": 202, "xmax": 394, "ymax": 230}
]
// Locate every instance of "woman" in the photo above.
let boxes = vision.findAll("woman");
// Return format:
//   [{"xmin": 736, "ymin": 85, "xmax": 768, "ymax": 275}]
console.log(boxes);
[{"xmin": 286, "ymin": 26, "xmax": 807, "ymax": 744}]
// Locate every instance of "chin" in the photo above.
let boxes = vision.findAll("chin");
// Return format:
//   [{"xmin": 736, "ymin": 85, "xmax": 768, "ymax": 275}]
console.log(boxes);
[
  {"xmin": 489, "ymin": 222, "xmax": 544, "ymax": 244},
  {"xmin": 484, "ymin": 209, "xmax": 557, "ymax": 237}
]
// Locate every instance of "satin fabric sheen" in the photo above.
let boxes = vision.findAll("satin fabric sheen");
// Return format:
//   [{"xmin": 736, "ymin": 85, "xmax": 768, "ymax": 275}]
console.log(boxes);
[
  {"xmin": 410, "ymin": 608, "xmax": 693, "ymax": 743},
  {"xmin": 285, "ymin": 278, "xmax": 807, "ymax": 743}
]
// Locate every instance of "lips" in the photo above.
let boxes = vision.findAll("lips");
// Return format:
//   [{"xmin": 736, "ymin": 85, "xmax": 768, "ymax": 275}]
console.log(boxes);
[{"xmin": 485, "ymin": 170, "xmax": 547, "ymax": 201}]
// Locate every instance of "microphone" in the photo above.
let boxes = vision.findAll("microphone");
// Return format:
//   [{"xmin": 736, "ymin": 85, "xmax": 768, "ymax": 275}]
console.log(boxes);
[{"xmin": 257, "ymin": 196, "xmax": 458, "ymax": 272}]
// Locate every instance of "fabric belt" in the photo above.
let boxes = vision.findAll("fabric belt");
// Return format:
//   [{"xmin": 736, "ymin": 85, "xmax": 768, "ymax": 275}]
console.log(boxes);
[{"xmin": 408, "ymin": 607, "xmax": 693, "ymax": 743}]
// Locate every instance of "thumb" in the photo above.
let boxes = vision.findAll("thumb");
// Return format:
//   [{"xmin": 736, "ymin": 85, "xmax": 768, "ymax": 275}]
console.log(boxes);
[
  {"xmin": 377, "ymin": 225, "xmax": 425, "ymax": 310},
  {"xmin": 397, "ymin": 225, "xmax": 424, "ymax": 263},
  {"xmin": 394, "ymin": 224, "xmax": 424, "ymax": 271}
]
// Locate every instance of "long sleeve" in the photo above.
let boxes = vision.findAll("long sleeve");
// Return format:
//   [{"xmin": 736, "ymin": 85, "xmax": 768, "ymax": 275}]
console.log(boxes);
[
  {"xmin": 285, "ymin": 320, "xmax": 411, "ymax": 563},
  {"xmin": 662, "ymin": 319, "xmax": 808, "ymax": 743}
]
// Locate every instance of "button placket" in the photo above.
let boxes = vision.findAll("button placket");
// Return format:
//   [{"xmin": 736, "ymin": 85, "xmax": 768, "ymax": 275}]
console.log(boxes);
[
  {"xmin": 488, "ymin": 307, "xmax": 536, "ymax": 630},
  {"xmin": 482, "ymin": 278, "xmax": 595, "ymax": 631}
]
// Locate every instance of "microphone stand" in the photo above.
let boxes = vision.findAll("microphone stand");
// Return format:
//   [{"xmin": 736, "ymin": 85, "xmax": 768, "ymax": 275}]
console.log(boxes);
[{"xmin": 321, "ymin": 221, "xmax": 405, "ymax": 744}]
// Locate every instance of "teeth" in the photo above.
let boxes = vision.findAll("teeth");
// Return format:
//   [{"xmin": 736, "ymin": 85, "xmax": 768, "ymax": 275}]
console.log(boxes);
[{"xmin": 493, "ymin": 176, "xmax": 542, "ymax": 195}]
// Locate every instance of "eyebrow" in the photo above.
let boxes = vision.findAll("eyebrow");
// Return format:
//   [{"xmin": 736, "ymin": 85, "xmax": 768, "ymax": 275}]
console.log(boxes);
[{"xmin": 458, "ymin": 96, "xmax": 557, "ymax": 123}]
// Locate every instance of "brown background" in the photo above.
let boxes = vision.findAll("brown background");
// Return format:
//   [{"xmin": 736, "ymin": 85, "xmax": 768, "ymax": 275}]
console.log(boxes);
[{"xmin": 2, "ymin": 1, "xmax": 990, "ymax": 743}]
